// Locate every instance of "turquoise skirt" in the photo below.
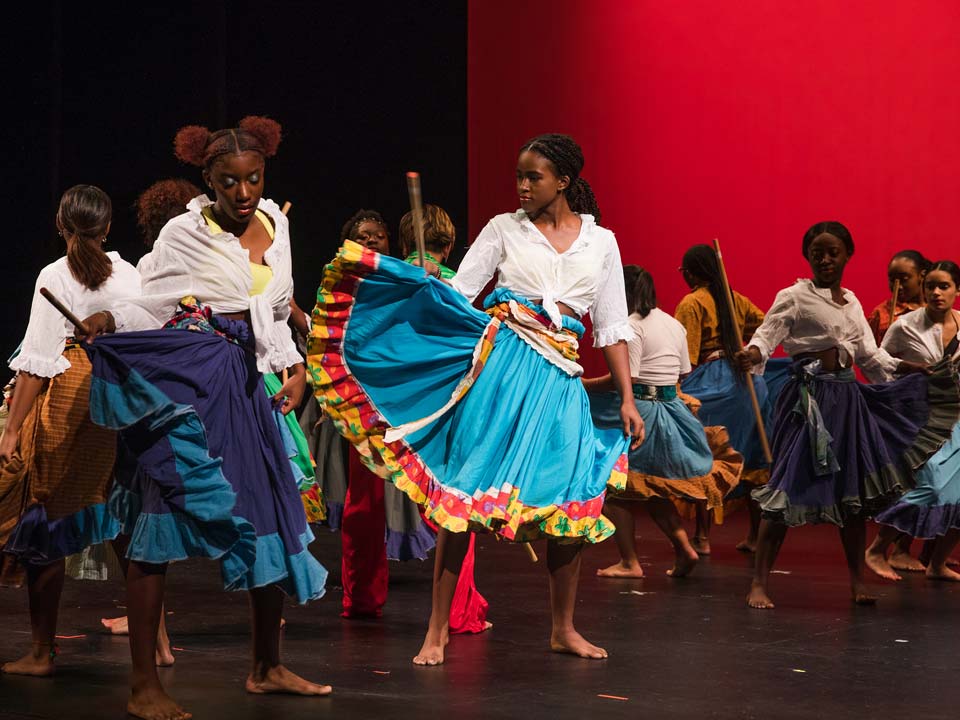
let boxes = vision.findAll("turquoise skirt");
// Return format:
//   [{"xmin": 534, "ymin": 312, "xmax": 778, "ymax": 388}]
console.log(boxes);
[{"xmin": 307, "ymin": 242, "xmax": 629, "ymax": 543}]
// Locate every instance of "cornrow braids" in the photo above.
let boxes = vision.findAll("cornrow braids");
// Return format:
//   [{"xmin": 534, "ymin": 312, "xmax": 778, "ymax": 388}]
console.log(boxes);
[
  {"xmin": 681, "ymin": 244, "xmax": 742, "ymax": 368},
  {"xmin": 519, "ymin": 133, "xmax": 602, "ymax": 224},
  {"xmin": 340, "ymin": 209, "xmax": 388, "ymax": 242}
]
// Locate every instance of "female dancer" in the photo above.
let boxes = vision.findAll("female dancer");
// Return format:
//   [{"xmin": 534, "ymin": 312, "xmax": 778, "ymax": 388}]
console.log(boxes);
[
  {"xmin": 865, "ymin": 250, "xmax": 932, "ymax": 571},
  {"xmin": 675, "ymin": 244, "xmax": 768, "ymax": 553},
  {"xmin": 585, "ymin": 266, "xmax": 742, "ymax": 578},
  {"xmin": 735, "ymin": 221, "xmax": 956, "ymax": 609},
  {"xmin": 400, "ymin": 204, "xmax": 456, "ymax": 276},
  {"xmin": 80, "ymin": 117, "xmax": 330, "ymax": 720},
  {"xmin": 866, "ymin": 261, "xmax": 960, "ymax": 581},
  {"xmin": 309, "ymin": 133, "xmax": 642, "ymax": 665},
  {"xmin": 0, "ymin": 185, "xmax": 140, "ymax": 675}
]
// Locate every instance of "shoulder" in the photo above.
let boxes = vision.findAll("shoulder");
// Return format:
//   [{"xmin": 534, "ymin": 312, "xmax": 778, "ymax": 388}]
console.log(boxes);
[
  {"xmin": 35, "ymin": 257, "xmax": 72, "ymax": 289},
  {"xmin": 676, "ymin": 289, "xmax": 707, "ymax": 312},
  {"xmin": 106, "ymin": 252, "xmax": 141, "ymax": 280}
]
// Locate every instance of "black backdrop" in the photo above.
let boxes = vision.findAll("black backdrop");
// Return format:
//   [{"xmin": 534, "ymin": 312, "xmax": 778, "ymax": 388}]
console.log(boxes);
[{"xmin": 7, "ymin": 1, "xmax": 466, "ymax": 354}]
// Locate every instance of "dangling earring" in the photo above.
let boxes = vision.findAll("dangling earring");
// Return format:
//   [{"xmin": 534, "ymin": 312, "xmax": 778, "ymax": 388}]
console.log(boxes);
[{"xmin": 101, "ymin": 237, "xmax": 107, "ymax": 246}]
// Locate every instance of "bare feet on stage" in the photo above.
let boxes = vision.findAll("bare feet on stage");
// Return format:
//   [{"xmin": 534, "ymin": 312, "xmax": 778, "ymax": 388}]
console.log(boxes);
[
  {"xmin": 102, "ymin": 615, "xmax": 129, "ymax": 634},
  {"xmin": 550, "ymin": 628, "xmax": 608, "ymax": 659},
  {"xmin": 692, "ymin": 536, "xmax": 711, "ymax": 556},
  {"xmin": 596, "ymin": 560, "xmax": 644, "ymax": 578},
  {"xmin": 865, "ymin": 547, "xmax": 902, "ymax": 581},
  {"xmin": 128, "ymin": 686, "xmax": 192, "ymax": 720},
  {"xmin": 926, "ymin": 563, "xmax": 960, "ymax": 582},
  {"xmin": 666, "ymin": 547, "xmax": 699, "ymax": 578},
  {"xmin": 1, "ymin": 646, "xmax": 56, "ymax": 677},
  {"xmin": 245, "ymin": 665, "xmax": 332, "ymax": 696},
  {"xmin": 851, "ymin": 583, "xmax": 878, "ymax": 605},
  {"xmin": 746, "ymin": 581, "xmax": 775, "ymax": 609},
  {"xmin": 413, "ymin": 627, "xmax": 449, "ymax": 666},
  {"xmin": 735, "ymin": 538, "xmax": 757, "ymax": 553},
  {"xmin": 481, "ymin": 620, "xmax": 494, "ymax": 631},
  {"xmin": 888, "ymin": 549, "xmax": 926, "ymax": 573}
]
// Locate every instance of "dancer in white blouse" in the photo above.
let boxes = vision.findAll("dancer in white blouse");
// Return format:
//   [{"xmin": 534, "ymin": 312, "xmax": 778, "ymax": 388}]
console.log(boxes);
[
  {"xmin": 735, "ymin": 221, "xmax": 952, "ymax": 609},
  {"xmin": 0, "ymin": 185, "xmax": 139, "ymax": 676}
]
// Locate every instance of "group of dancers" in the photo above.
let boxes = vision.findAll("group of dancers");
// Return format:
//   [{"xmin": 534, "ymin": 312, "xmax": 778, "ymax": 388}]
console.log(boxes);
[{"xmin": 1, "ymin": 117, "xmax": 959, "ymax": 720}]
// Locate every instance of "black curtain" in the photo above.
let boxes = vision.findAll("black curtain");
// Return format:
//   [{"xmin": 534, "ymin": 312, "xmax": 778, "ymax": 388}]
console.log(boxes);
[{"xmin": 6, "ymin": 0, "xmax": 466, "ymax": 357}]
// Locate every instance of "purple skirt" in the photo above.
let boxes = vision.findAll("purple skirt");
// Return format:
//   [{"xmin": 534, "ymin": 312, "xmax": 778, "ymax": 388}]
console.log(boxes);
[
  {"xmin": 752, "ymin": 361, "xmax": 959, "ymax": 526},
  {"xmin": 86, "ymin": 322, "xmax": 326, "ymax": 603}
]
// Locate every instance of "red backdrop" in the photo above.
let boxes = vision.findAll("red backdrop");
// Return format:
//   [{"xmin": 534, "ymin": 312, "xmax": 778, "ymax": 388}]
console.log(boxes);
[{"xmin": 468, "ymin": 0, "xmax": 960, "ymax": 374}]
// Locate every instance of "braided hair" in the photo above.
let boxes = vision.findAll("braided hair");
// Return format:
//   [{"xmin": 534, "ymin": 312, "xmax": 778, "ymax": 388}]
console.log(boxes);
[
  {"xmin": 623, "ymin": 265, "xmax": 657, "ymax": 318},
  {"xmin": 174, "ymin": 116, "xmax": 282, "ymax": 169},
  {"xmin": 340, "ymin": 209, "xmax": 388, "ymax": 243},
  {"xmin": 681, "ymin": 244, "xmax": 742, "ymax": 366},
  {"xmin": 519, "ymin": 133, "xmax": 602, "ymax": 224},
  {"xmin": 136, "ymin": 178, "xmax": 202, "ymax": 247},
  {"xmin": 57, "ymin": 184, "xmax": 113, "ymax": 290}
]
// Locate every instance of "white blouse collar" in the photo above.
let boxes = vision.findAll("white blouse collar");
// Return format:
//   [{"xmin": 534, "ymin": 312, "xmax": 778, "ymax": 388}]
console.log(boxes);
[{"xmin": 515, "ymin": 210, "xmax": 597, "ymax": 255}]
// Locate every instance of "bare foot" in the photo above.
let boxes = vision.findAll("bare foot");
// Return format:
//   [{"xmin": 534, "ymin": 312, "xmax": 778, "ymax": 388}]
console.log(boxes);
[
  {"xmin": 128, "ymin": 686, "xmax": 192, "ymax": 720},
  {"xmin": 412, "ymin": 627, "xmax": 448, "ymax": 666},
  {"xmin": 888, "ymin": 549, "xmax": 926, "ymax": 573},
  {"xmin": 666, "ymin": 548, "xmax": 699, "ymax": 578},
  {"xmin": 746, "ymin": 581, "xmax": 775, "ymax": 609},
  {"xmin": 596, "ymin": 561, "xmax": 644, "ymax": 578},
  {"xmin": 550, "ymin": 628, "xmax": 608, "ymax": 659},
  {"xmin": 155, "ymin": 632, "xmax": 175, "ymax": 668},
  {"xmin": 692, "ymin": 536, "xmax": 711, "ymax": 556},
  {"xmin": 1, "ymin": 650, "xmax": 55, "ymax": 677},
  {"xmin": 481, "ymin": 620, "xmax": 493, "ymax": 632},
  {"xmin": 101, "ymin": 615, "xmax": 129, "ymax": 635},
  {"xmin": 947, "ymin": 556, "xmax": 960, "ymax": 568},
  {"xmin": 865, "ymin": 548, "xmax": 902, "ymax": 581},
  {"xmin": 735, "ymin": 538, "xmax": 757, "ymax": 553},
  {"xmin": 926, "ymin": 564, "xmax": 960, "ymax": 582},
  {"xmin": 245, "ymin": 665, "xmax": 332, "ymax": 695},
  {"xmin": 851, "ymin": 584, "xmax": 878, "ymax": 605}
]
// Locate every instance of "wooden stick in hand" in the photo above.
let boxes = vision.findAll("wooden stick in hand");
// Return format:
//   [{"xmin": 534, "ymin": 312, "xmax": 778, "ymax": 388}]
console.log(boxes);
[
  {"xmin": 405, "ymin": 172, "xmax": 427, "ymax": 268},
  {"xmin": 890, "ymin": 278, "xmax": 901, "ymax": 318},
  {"xmin": 281, "ymin": 201, "xmax": 292, "ymax": 216},
  {"xmin": 40, "ymin": 287, "xmax": 90, "ymax": 337},
  {"xmin": 712, "ymin": 239, "xmax": 773, "ymax": 464}
]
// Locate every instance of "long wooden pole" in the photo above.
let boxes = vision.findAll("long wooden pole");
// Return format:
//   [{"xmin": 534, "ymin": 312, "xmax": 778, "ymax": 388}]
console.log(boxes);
[
  {"xmin": 712, "ymin": 239, "xmax": 773, "ymax": 464},
  {"xmin": 405, "ymin": 172, "xmax": 427, "ymax": 268},
  {"xmin": 890, "ymin": 278, "xmax": 901, "ymax": 320},
  {"xmin": 40, "ymin": 287, "xmax": 89, "ymax": 336}
]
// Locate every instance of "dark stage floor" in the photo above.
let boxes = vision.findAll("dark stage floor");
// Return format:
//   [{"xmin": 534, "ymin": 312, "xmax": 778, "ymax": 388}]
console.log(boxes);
[{"xmin": 1, "ymin": 514, "xmax": 958, "ymax": 720}]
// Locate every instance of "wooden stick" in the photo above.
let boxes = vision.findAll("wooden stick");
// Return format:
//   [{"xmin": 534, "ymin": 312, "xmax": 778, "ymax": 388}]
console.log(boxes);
[
  {"xmin": 405, "ymin": 172, "xmax": 427, "ymax": 268},
  {"xmin": 890, "ymin": 278, "xmax": 901, "ymax": 318},
  {"xmin": 712, "ymin": 239, "xmax": 773, "ymax": 464},
  {"xmin": 281, "ymin": 201, "xmax": 292, "ymax": 216},
  {"xmin": 40, "ymin": 287, "xmax": 89, "ymax": 336},
  {"xmin": 523, "ymin": 542, "xmax": 538, "ymax": 563}
]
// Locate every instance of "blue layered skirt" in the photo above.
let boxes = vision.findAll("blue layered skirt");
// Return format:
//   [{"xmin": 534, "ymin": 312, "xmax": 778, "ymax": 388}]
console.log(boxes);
[
  {"xmin": 307, "ymin": 241, "xmax": 629, "ymax": 543},
  {"xmin": 753, "ymin": 360, "xmax": 959, "ymax": 526},
  {"xmin": 84, "ymin": 318, "xmax": 327, "ymax": 602},
  {"xmin": 590, "ymin": 387, "xmax": 742, "ymax": 515}
]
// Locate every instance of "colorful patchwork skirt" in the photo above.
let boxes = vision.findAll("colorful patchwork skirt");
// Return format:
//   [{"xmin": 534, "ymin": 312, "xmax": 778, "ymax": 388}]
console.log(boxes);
[
  {"xmin": 0, "ymin": 346, "xmax": 119, "ymax": 586},
  {"xmin": 308, "ymin": 241, "xmax": 630, "ymax": 543},
  {"xmin": 85, "ymin": 312, "xmax": 326, "ymax": 603},
  {"xmin": 589, "ymin": 385, "xmax": 742, "ymax": 518},
  {"xmin": 681, "ymin": 358, "xmax": 782, "ymax": 491},
  {"xmin": 753, "ymin": 360, "xmax": 960, "ymax": 526},
  {"xmin": 874, "ymin": 418, "xmax": 960, "ymax": 538}
]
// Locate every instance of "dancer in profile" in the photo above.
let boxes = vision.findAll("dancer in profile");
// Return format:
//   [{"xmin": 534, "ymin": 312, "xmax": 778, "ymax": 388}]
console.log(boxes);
[
  {"xmin": 310, "ymin": 133, "xmax": 642, "ymax": 665},
  {"xmin": 80, "ymin": 117, "xmax": 330, "ymax": 720},
  {"xmin": 867, "ymin": 260, "xmax": 960, "ymax": 582},
  {"xmin": 585, "ymin": 266, "xmax": 742, "ymax": 579},
  {"xmin": 735, "ymin": 221, "xmax": 957, "ymax": 609},
  {"xmin": 0, "ymin": 185, "xmax": 140, "ymax": 676}
]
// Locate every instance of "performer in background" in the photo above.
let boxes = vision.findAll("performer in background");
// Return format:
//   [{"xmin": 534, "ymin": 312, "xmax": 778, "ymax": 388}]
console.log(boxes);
[
  {"xmin": 310, "ymin": 133, "xmax": 642, "ymax": 665},
  {"xmin": 80, "ymin": 117, "xmax": 330, "ymax": 720},
  {"xmin": 0, "ymin": 185, "xmax": 140, "ymax": 676},
  {"xmin": 867, "ymin": 260, "xmax": 960, "ymax": 582},
  {"xmin": 675, "ymin": 244, "xmax": 769, "ymax": 553},
  {"xmin": 585, "ymin": 266, "xmax": 742, "ymax": 579},
  {"xmin": 735, "ymin": 221, "xmax": 957, "ymax": 609}
]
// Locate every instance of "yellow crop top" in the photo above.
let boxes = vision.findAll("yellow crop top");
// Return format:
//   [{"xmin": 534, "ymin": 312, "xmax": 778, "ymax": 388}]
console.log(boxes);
[{"xmin": 201, "ymin": 206, "xmax": 275, "ymax": 296}]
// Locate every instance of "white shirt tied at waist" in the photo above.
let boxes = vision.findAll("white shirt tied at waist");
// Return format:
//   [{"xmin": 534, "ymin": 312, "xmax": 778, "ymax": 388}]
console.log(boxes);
[
  {"xmin": 748, "ymin": 279, "xmax": 899, "ymax": 383},
  {"xmin": 450, "ymin": 211, "xmax": 633, "ymax": 349},
  {"xmin": 111, "ymin": 195, "xmax": 301, "ymax": 374},
  {"xmin": 12, "ymin": 253, "xmax": 142, "ymax": 378},
  {"xmin": 881, "ymin": 306, "xmax": 960, "ymax": 366}
]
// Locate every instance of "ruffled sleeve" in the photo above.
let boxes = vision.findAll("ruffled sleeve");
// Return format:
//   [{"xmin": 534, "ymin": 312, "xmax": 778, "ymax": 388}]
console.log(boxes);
[
  {"xmin": 11, "ymin": 265, "xmax": 72, "ymax": 377},
  {"xmin": 589, "ymin": 233, "xmax": 632, "ymax": 348},
  {"xmin": 451, "ymin": 220, "xmax": 503, "ymax": 303}
]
